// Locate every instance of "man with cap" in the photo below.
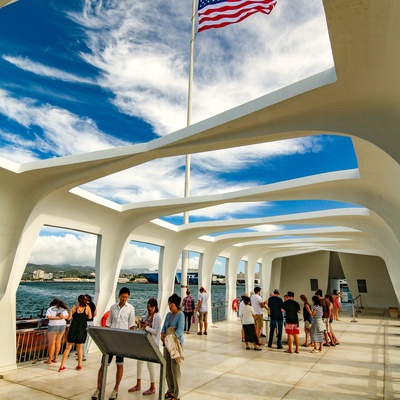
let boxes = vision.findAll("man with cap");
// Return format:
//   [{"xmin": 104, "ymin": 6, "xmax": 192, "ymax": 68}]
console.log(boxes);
[{"xmin": 267, "ymin": 289, "xmax": 284, "ymax": 349}]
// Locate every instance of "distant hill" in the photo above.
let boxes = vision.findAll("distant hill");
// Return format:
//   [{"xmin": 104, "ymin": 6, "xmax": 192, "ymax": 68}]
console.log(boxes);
[
  {"xmin": 24, "ymin": 263, "xmax": 150, "ymax": 277},
  {"xmin": 24, "ymin": 263, "xmax": 94, "ymax": 277}
]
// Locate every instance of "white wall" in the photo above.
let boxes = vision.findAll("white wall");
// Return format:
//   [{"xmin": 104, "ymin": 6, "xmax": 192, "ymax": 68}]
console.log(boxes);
[
  {"xmin": 339, "ymin": 253, "xmax": 398, "ymax": 308},
  {"xmin": 280, "ymin": 251, "xmax": 330, "ymax": 300}
]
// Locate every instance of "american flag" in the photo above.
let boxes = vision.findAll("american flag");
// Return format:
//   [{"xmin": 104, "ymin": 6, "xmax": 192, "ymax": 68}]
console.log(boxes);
[{"xmin": 198, "ymin": 0, "xmax": 277, "ymax": 33}]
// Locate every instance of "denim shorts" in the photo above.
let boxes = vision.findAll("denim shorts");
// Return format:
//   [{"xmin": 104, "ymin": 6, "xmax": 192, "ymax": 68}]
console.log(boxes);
[{"xmin": 47, "ymin": 325, "xmax": 66, "ymax": 333}]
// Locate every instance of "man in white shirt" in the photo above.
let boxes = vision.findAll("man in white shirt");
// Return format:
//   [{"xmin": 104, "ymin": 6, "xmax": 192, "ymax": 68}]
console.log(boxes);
[
  {"xmin": 195, "ymin": 286, "xmax": 209, "ymax": 335},
  {"xmin": 250, "ymin": 287, "xmax": 266, "ymax": 343},
  {"xmin": 92, "ymin": 287, "xmax": 136, "ymax": 400}
]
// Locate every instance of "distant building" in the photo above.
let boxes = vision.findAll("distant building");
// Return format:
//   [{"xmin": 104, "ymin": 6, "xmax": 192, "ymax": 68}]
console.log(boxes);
[
  {"xmin": 33, "ymin": 269, "xmax": 45, "ymax": 280},
  {"xmin": 44, "ymin": 273, "xmax": 53, "ymax": 280}
]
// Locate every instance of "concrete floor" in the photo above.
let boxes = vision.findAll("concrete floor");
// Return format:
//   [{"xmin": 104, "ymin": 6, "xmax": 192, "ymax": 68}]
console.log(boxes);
[{"xmin": 1, "ymin": 306, "xmax": 400, "ymax": 399}]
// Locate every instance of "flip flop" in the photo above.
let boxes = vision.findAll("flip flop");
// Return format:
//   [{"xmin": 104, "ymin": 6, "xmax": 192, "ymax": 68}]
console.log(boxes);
[
  {"xmin": 143, "ymin": 389, "xmax": 156, "ymax": 395},
  {"xmin": 284, "ymin": 350, "xmax": 293, "ymax": 354},
  {"xmin": 43, "ymin": 360, "xmax": 52, "ymax": 364},
  {"xmin": 128, "ymin": 387, "xmax": 141, "ymax": 393}
]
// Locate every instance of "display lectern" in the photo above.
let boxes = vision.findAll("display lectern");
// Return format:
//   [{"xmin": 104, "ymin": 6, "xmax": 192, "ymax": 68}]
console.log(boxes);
[{"xmin": 87, "ymin": 326, "xmax": 166, "ymax": 400}]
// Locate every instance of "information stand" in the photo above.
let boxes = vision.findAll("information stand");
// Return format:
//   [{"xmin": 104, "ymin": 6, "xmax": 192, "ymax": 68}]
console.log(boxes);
[{"xmin": 87, "ymin": 326, "xmax": 165, "ymax": 400}]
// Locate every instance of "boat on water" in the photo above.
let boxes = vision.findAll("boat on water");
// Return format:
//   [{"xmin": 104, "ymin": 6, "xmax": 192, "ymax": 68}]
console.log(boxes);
[{"xmin": 143, "ymin": 271, "xmax": 198, "ymax": 285}]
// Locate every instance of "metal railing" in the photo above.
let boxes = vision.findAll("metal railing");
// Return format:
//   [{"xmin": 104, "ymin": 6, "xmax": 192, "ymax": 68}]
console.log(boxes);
[
  {"xmin": 16, "ymin": 302, "xmax": 229, "ymax": 363},
  {"xmin": 351, "ymin": 294, "xmax": 363, "ymax": 322},
  {"xmin": 16, "ymin": 319, "xmax": 70, "ymax": 364}
]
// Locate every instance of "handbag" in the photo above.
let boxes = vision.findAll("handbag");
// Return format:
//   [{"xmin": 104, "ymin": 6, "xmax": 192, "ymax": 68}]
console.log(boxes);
[
  {"xmin": 166, "ymin": 326, "xmax": 176, "ymax": 335},
  {"xmin": 135, "ymin": 316, "xmax": 146, "ymax": 331}
]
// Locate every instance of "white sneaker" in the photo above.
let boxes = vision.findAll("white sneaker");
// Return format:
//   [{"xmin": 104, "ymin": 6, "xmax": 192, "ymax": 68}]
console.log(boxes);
[
  {"xmin": 91, "ymin": 389, "xmax": 100, "ymax": 400},
  {"xmin": 109, "ymin": 389, "xmax": 118, "ymax": 399}
]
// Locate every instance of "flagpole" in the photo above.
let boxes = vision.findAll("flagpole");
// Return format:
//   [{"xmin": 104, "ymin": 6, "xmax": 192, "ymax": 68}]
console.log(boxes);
[{"xmin": 181, "ymin": 0, "xmax": 197, "ymax": 302}]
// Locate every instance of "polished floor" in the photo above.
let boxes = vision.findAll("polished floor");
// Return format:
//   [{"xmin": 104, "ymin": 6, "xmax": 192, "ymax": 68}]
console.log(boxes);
[{"xmin": 1, "ymin": 306, "xmax": 400, "ymax": 399}]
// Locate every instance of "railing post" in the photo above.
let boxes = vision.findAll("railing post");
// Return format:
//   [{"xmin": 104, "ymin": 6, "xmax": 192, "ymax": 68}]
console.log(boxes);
[{"xmin": 351, "ymin": 299, "xmax": 358, "ymax": 323}]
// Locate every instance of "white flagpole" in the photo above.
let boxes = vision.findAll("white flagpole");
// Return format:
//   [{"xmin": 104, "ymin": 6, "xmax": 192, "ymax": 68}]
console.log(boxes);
[{"xmin": 181, "ymin": 0, "xmax": 197, "ymax": 302}]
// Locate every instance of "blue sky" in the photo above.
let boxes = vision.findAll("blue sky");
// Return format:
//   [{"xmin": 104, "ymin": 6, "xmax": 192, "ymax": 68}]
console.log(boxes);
[{"xmin": 0, "ymin": 0, "xmax": 359, "ymax": 271}]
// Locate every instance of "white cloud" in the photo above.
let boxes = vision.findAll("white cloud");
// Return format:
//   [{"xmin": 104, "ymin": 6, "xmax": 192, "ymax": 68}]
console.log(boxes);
[
  {"xmin": 70, "ymin": 0, "xmax": 332, "ymax": 135},
  {"xmin": 2, "ymin": 55, "xmax": 96, "ymax": 85},
  {"xmin": 80, "ymin": 136, "xmax": 324, "ymax": 211},
  {"xmin": 122, "ymin": 243, "xmax": 161, "ymax": 270},
  {"xmin": 29, "ymin": 232, "xmax": 98, "ymax": 266},
  {"xmin": 29, "ymin": 228, "xmax": 161, "ymax": 270},
  {"xmin": 0, "ymin": 89, "xmax": 128, "ymax": 156}
]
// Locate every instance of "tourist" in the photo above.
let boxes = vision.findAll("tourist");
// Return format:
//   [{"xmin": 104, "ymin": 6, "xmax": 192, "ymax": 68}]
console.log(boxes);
[
  {"xmin": 240, "ymin": 296, "xmax": 262, "ymax": 351},
  {"xmin": 281, "ymin": 291, "xmax": 301, "ymax": 354},
  {"xmin": 300, "ymin": 294, "xmax": 313, "ymax": 347},
  {"xmin": 315, "ymin": 289, "xmax": 331, "ymax": 346},
  {"xmin": 267, "ymin": 289, "xmax": 284, "ymax": 349},
  {"xmin": 59, "ymin": 294, "xmax": 92, "ymax": 371},
  {"xmin": 44, "ymin": 299, "xmax": 69, "ymax": 364},
  {"xmin": 195, "ymin": 286, "xmax": 209, "ymax": 335},
  {"xmin": 310, "ymin": 295, "xmax": 325, "ymax": 353},
  {"xmin": 161, "ymin": 293, "xmax": 185, "ymax": 400},
  {"xmin": 250, "ymin": 286, "xmax": 266, "ymax": 343},
  {"xmin": 82, "ymin": 294, "xmax": 97, "ymax": 361},
  {"xmin": 91, "ymin": 287, "xmax": 136, "ymax": 400},
  {"xmin": 129, "ymin": 297, "xmax": 161, "ymax": 396},
  {"xmin": 181, "ymin": 289, "xmax": 195, "ymax": 334},
  {"xmin": 238, "ymin": 294, "xmax": 248, "ymax": 341},
  {"xmin": 325, "ymin": 293, "xmax": 340, "ymax": 345},
  {"xmin": 332, "ymin": 289, "xmax": 342, "ymax": 321}
]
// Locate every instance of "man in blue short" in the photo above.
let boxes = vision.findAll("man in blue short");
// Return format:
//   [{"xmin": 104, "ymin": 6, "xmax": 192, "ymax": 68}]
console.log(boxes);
[
  {"xmin": 281, "ymin": 291, "xmax": 301, "ymax": 354},
  {"xmin": 267, "ymin": 289, "xmax": 284, "ymax": 349},
  {"xmin": 92, "ymin": 287, "xmax": 136, "ymax": 400}
]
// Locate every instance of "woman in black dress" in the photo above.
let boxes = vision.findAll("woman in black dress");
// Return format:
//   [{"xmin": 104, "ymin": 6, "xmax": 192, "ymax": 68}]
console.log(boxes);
[{"xmin": 59, "ymin": 294, "xmax": 92, "ymax": 371}]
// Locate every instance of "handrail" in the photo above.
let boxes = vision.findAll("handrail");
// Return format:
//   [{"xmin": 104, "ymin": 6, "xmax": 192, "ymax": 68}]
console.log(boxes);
[
  {"xmin": 351, "ymin": 294, "xmax": 362, "ymax": 322},
  {"xmin": 16, "ymin": 321, "xmax": 71, "ymax": 364}
]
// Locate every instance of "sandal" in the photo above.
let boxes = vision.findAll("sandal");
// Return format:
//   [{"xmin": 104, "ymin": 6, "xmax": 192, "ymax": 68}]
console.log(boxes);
[
  {"xmin": 284, "ymin": 350, "xmax": 292, "ymax": 354},
  {"xmin": 129, "ymin": 386, "xmax": 141, "ymax": 393},
  {"xmin": 143, "ymin": 389, "xmax": 156, "ymax": 395},
  {"xmin": 165, "ymin": 393, "xmax": 173, "ymax": 399},
  {"xmin": 311, "ymin": 348, "xmax": 320, "ymax": 353}
]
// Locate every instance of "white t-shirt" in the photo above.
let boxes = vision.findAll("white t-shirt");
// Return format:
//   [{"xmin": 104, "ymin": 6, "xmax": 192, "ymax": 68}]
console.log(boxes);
[
  {"xmin": 46, "ymin": 306, "xmax": 68, "ymax": 326},
  {"xmin": 198, "ymin": 292, "xmax": 209, "ymax": 312},
  {"xmin": 250, "ymin": 293, "xmax": 263, "ymax": 314},
  {"xmin": 238, "ymin": 300, "xmax": 245, "ymax": 320},
  {"xmin": 240, "ymin": 305, "xmax": 256, "ymax": 325}
]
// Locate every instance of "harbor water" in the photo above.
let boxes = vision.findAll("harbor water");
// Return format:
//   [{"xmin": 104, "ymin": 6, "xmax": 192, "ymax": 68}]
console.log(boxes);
[{"xmin": 17, "ymin": 282, "xmax": 246, "ymax": 322}]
